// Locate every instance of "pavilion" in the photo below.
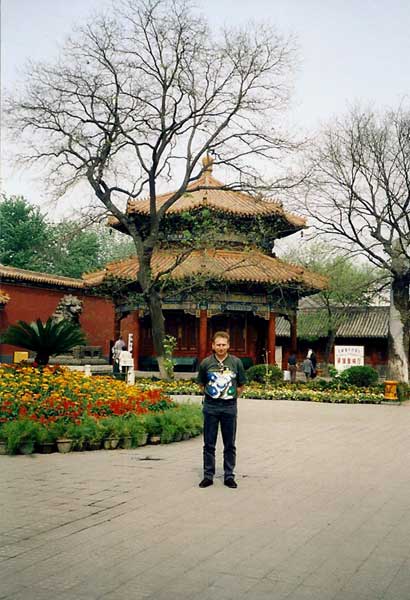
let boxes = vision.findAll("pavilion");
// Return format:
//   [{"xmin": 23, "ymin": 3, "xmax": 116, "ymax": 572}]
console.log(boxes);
[{"xmin": 84, "ymin": 156, "xmax": 327, "ymax": 370}]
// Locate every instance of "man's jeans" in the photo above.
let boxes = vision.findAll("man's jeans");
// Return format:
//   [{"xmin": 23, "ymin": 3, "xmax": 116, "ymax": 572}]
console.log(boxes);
[{"xmin": 203, "ymin": 400, "xmax": 237, "ymax": 480}]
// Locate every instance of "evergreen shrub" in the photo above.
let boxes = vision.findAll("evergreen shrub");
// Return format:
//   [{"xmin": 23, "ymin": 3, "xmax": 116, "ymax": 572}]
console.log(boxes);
[
  {"xmin": 339, "ymin": 366, "xmax": 379, "ymax": 387},
  {"xmin": 246, "ymin": 364, "xmax": 283, "ymax": 385},
  {"xmin": 397, "ymin": 382, "xmax": 410, "ymax": 403}
]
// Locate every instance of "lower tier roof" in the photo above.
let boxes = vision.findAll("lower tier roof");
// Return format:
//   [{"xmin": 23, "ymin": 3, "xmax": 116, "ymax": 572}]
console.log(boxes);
[{"xmin": 83, "ymin": 249, "xmax": 327, "ymax": 292}]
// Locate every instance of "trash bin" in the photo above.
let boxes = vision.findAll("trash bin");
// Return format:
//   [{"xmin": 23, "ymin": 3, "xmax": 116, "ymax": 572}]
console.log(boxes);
[
  {"xmin": 384, "ymin": 380, "xmax": 398, "ymax": 401},
  {"xmin": 283, "ymin": 370, "xmax": 291, "ymax": 382}
]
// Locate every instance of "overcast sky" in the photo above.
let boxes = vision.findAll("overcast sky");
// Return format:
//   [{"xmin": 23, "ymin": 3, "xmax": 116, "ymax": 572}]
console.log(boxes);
[{"xmin": 1, "ymin": 0, "xmax": 410, "ymax": 218}]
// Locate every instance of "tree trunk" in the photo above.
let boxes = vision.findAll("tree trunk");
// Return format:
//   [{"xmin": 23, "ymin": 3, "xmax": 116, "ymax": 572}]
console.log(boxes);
[
  {"xmin": 136, "ymin": 247, "xmax": 169, "ymax": 379},
  {"xmin": 145, "ymin": 287, "xmax": 169, "ymax": 380},
  {"xmin": 322, "ymin": 328, "xmax": 336, "ymax": 375},
  {"xmin": 387, "ymin": 275, "xmax": 409, "ymax": 382}
]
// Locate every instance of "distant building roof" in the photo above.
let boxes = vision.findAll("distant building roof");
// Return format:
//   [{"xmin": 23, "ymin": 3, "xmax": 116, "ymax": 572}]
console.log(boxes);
[
  {"xmin": 276, "ymin": 305, "xmax": 389, "ymax": 339},
  {"xmin": 0, "ymin": 264, "xmax": 84, "ymax": 289}
]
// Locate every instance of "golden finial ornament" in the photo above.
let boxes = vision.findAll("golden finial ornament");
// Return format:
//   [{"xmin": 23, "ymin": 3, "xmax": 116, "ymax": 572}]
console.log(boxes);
[{"xmin": 202, "ymin": 153, "xmax": 214, "ymax": 173}]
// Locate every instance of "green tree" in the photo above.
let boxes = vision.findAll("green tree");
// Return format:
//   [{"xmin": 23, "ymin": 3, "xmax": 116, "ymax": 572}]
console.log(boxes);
[
  {"xmin": 47, "ymin": 221, "xmax": 101, "ymax": 278},
  {"xmin": 0, "ymin": 195, "xmax": 52, "ymax": 271},
  {"xmin": 46, "ymin": 221, "xmax": 135, "ymax": 278},
  {"xmin": 0, "ymin": 195, "xmax": 135, "ymax": 277}
]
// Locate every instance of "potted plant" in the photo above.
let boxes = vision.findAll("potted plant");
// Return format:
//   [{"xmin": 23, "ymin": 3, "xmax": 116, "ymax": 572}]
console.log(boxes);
[
  {"xmin": 144, "ymin": 414, "xmax": 162, "ymax": 445},
  {"xmin": 101, "ymin": 417, "xmax": 122, "ymax": 449},
  {"xmin": 0, "ymin": 425, "xmax": 8, "ymax": 455},
  {"xmin": 126, "ymin": 415, "xmax": 148, "ymax": 447},
  {"xmin": 49, "ymin": 421, "xmax": 74, "ymax": 453},
  {"xmin": 80, "ymin": 417, "xmax": 104, "ymax": 450},
  {"xmin": 65, "ymin": 421, "xmax": 86, "ymax": 451},
  {"xmin": 37, "ymin": 424, "xmax": 56, "ymax": 454},
  {"xmin": 1, "ymin": 420, "xmax": 40, "ymax": 455},
  {"xmin": 119, "ymin": 420, "xmax": 133, "ymax": 449}
]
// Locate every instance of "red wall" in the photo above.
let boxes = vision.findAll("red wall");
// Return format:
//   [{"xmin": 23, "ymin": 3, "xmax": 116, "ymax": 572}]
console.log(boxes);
[{"xmin": 0, "ymin": 282, "xmax": 115, "ymax": 362}]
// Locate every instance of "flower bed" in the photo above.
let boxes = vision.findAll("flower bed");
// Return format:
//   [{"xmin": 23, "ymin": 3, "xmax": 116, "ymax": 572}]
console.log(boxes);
[
  {"xmin": 0, "ymin": 365, "xmax": 202, "ymax": 455},
  {"xmin": 241, "ymin": 384, "xmax": 383, "ymax": 404},
  {"xmin": 135, "ymin": 378, "xmax": 384, "ymax": 404}
]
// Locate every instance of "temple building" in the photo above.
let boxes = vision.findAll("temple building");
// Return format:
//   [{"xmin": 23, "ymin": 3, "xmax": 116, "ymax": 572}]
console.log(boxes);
[{"xmin": 84, "ymin": 156, "xmax": 327, "ymax": 370}]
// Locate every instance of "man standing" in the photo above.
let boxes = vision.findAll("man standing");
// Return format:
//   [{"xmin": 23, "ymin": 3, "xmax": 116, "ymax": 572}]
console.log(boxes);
[
  {"xmin": 287, "ymin": 351, "xmax": 298, "ymax": 383},
  {"xmin": 302, "ymin": 355, "xmax": 313, "ymax": 380},
  {"xmin": 197, "ymin": 331, "xmax": 246, "ymax": 489}
]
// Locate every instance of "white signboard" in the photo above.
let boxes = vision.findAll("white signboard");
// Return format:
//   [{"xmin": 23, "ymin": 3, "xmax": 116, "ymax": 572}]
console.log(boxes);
[
  {"xmin": 127, "ymin": 333, "xmax": 134, "ymax": 353},
  {"xmin": 334, "ymin": 345, "xmax": 364, "ymax": 371}
]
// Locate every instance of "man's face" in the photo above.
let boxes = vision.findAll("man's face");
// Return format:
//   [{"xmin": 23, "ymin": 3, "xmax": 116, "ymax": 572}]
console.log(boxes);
[{"xmin": 212, "ymin": 337, "xmax": 230, "ymax": 359}]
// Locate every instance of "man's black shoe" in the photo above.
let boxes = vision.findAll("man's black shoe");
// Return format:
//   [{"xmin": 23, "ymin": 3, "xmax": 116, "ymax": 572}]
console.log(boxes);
[
  {"xmin": 224, "ymin": 478, "xmax": 238, "ymax": 488},
  {"xmin": 199, "ymin": 478, "xmax": 213, "ymax": 488}
]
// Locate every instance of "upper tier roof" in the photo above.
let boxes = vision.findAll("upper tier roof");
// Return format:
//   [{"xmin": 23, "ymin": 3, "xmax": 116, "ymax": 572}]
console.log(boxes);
[{"xmin": 112, "ymin": 156, "xmax": 306, "ymax": 230}]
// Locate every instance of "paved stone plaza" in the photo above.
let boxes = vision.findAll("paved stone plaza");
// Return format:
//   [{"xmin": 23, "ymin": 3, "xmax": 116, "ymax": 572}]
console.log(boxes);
[{"xmin": 2, "ymin": 399, "xmax": 410, "ymax": 600}]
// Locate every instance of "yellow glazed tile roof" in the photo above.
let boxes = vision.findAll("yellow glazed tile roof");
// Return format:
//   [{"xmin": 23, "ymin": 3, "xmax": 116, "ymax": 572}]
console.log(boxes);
[
  {"xmin": 83, "ymin": 249, "xmax": 328, "ymax": 291},
  {"xmin": 0, "ymin": 264, "xmax": 85, "ymax": 288},
  {"xmin": 112, "ymin": 159, "xmax": 306, "ymax": 228},
  {"xmin": 126, "ymin": 171, "xmax": 306, "ymax": 224}
]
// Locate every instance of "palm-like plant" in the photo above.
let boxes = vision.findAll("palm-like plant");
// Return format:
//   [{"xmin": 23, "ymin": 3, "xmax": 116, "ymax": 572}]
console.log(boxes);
[{"xmin": 1, "ymin": 318, "xmax": 86, "ymax": 365}]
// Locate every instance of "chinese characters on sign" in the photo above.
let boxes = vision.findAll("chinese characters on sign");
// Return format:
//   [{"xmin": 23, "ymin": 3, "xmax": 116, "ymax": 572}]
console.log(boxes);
[{"xmin": 334, "ymin": 345, "xmax": 364, "ymax": 372}]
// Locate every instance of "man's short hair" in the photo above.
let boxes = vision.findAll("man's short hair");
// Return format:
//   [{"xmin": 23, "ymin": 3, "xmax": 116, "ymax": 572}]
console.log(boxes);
[{"xmin": 212, "ymin": 331, "xmax": 230, "ymax": 342}]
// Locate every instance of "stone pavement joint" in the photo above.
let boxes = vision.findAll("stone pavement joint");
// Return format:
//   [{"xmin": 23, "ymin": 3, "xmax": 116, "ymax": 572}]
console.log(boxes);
[{"xmin": 2, "ymin": 399, "xmax": 410, "ymax": 599}]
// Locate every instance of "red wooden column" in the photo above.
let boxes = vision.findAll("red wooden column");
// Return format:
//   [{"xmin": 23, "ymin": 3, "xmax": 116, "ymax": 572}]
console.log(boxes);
[
  {"xmin": 131, "ymin": 309, "xmax": 140, "ymax": 370},
  {"xmin": 290, "ymin": 312, "xmax": 297, "ymax": 352},
  {"xmin": 198, "ymin": 308, "xmax": 208, "ymax": 364},
  {"xmin": 267, "ymin": 310, "xmax": 276, "ymax": 365}
]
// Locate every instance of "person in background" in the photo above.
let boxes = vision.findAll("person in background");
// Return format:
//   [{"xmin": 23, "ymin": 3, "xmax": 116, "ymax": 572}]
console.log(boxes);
[
  {"xmin": 112, "ymin": 336, "xmax": 126, "ymax": 374},
  {"xmin": 197, "ymin": 331, "xmax": 246, "ymax": 489},
  {"xmin": 287, "ymin": 351, "xmax": 298, "ymax": 383},
  {"xmin": 119, "ymin": 346, "xmax": 134, "ymax": 372},
  {"xmin": 302, "ymin": 355, "xmax": 313, "ymax": 380},
  {"xmin": 308, "ymin": 349, "xmax": 317, "ymax": 378}
]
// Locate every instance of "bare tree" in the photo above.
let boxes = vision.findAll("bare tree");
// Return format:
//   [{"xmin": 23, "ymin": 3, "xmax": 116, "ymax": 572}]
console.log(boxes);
[
  {"xmin": 5, "ymin": 0, "xmax": 298, "ymax": 376},
  {"xmin": 303, "ymin": 107, "xmax": 410, "ymax": 381}
]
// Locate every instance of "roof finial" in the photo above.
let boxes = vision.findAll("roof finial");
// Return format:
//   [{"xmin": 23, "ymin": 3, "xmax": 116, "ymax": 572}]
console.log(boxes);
[{"xmin": 202, "ymin": 153, "xmax": 214, "ymax": 173}]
